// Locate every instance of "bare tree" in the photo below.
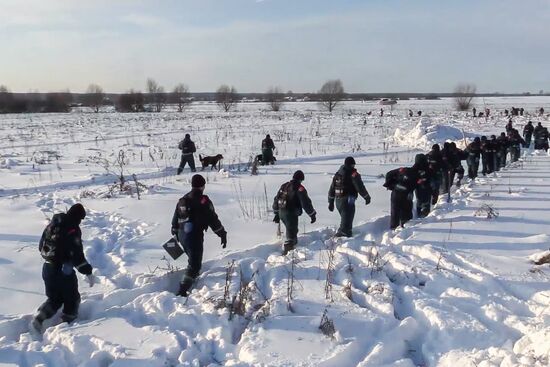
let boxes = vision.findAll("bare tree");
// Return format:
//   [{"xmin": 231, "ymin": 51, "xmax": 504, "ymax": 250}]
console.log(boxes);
[
  {"xmin": 266, "ymin": 86, "xmax": 284, "ymax": 112},
  {"xmin": 85, "ymin": 84, "xmax": 105, "ymax": 113},
  {"xmin": 216, "ymin": 85, "xmax": 238, "ymax": 112},
  {"xmin": 172, "ymin": 83, "xmax": 191, "ymax": 112},
  {"xmin": 146, "ymin": 78, "xmax": 166, "ymax": 112},
  {"xmin": 319, "ymin": 79, "xmax": 345, "ymax": 112},
  {"xmin": 454, "ymin": 83, "xmax": 476, "ymax": 111},
  {"xmin": 116, "ymin": 89, "xmax": 144, "ymax": 112}
]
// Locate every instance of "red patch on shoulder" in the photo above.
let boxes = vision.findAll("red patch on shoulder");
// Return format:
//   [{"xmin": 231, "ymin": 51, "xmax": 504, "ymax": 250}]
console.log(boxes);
[
  {"xmin": 67, "ymin": 228, "xmax": 77, "ymax": 235},
  {"xmin": 298, "ymin": 185, "xmax": 305, "ymax": 192},
  {"xmin": 351, "ymin": 170, "xmax": 358, "ymax": 178},
  {"xmin": 200, "ymin": 196, "xmax": 209, "ymax": 205},
  {"xmin": 399, "ymin": 167, "xmax": 406, "ymax": 173}
]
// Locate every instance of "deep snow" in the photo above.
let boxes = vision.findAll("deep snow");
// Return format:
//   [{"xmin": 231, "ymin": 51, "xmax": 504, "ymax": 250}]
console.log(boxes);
[{"xmin": 0, "ymin": 99, "xmax": 549, "ymax": 366}]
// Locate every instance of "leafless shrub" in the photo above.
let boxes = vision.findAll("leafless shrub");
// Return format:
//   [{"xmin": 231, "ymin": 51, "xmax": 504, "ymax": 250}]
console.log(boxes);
[
  {"xmin": 216, "ymin": 85, "xmax": 238, "ymax": 112},
  {"xmin": 366, "ymin": 245, "xmax": 388, "ymax": 276},
  {"xmin": 474, "ymin": 204, "xmax": 499, "ymax": 219},
  {"xmin": 324, "ymin": 240, "xmax": 337, "ymax": 302},
  {"xmin": 85, "ymin": 84, "xmax": 105, "ymax": 113},
  {"xmin": 454, "ymin": 83, "xmax": 476, "ymax": 111},
  {"xmin": 319, "ymin": 308, "xmax": 336, "ymax": 339},
  {"xmin": 172, "ymin": 83, "xmax": 191, "ymax": 112},
  {"xmin": 286, "ymin": 251, "xmax": 299, "ymax": 312},
  {"xmin": 266, "ymin": 86, "xmax": 284, "ymax": 112},
  {"xmin": 319, "ymin": 79, "xmax": 345, "ymax": 113},
  {"xmin": 146, "ymin": 78, "xmax": 166, "ymax": 112}
]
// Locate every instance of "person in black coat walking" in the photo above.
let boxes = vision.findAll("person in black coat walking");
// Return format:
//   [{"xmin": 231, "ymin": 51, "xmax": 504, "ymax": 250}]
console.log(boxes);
[{"xmin": 177, "ymin": 134, "xmax": 197, "ymax": 174}]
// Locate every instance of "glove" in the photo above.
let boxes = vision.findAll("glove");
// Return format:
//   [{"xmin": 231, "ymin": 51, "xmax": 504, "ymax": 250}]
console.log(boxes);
[
  {"xmin": 365, "ymin": 196, "xmax": 371, "ymax": 205},
  {"xmin": 86, "ymin": 274, "xmax": 96, "ymax": 288},
  {"xmin": 220, "ymin": 231, "xmax": 227, "ymax": 249},
  {"xmin": 310, "ymin": 215, "xmax": 316, "ymax": 224},
  {"xmin": 328, "ymin": 202, "xmax": 334, "ymax": 212},
  {"xmin": 171, "ymin": 227, "xmax": 178, "ymax": 236},
  {"xmin": 78, "ymin": 263, "xmax": 93, "ymax": 276},
  {"xmin": 273, "ymin": 214, "xmax": 280, "ymax": 223}
]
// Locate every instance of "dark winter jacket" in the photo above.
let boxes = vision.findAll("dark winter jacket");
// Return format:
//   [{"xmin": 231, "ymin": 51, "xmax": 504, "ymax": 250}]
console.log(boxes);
[
  {"xmin": 413, "ymin": 155, "xmax": 432, "ymax": 190},
  {"xmin": 426, "ymin": 148, "xmax": 444, "ymax": 174},
  {"xmin": 273, "ymin": 180, "xmax": 316, "ymax": 217},
  {"xmin": 39, "ymin": 213, "xmax": 92, "ymax": 275},
  {"xmin": 262, "ymin": 138, "xmax": 275, "ymax": 150},
  {"xmin": 523, "ymin": 123, "xmax": 534, "ymax": 138},
  {"xmin": 179, "ymin": 138, "xmax": 196, "ymax": 155},
  {"xmin": 328, "ymin": 165, "xmax": 370, "ymax": 204},
  {"xmin": 466, "ymin": 141, "xmax": 482, "ymax": 158},
  {"xmin": 383, "ymin": 167, "xmax": 418, "ymax": 193},
  {"xmin": 172, "ymin": 189, "xmax": 225, "ymax": 237}
]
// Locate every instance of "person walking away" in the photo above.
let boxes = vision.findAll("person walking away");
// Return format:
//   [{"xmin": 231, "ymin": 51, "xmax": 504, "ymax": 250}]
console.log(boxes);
[
  {"xmin": 273, "ymin": 170, "xmax": 316, "ymax": 255},
  {"xmin": 449, "ymin": 142, "xmax": 467, "ymax": 187},
  {"xmin": 32, "ymin": 204, "xmax": 94, "ymax": 331},
  {"xmin": 490, "ymin": 135, "xmax": 501, "ymax": 171},
  {"xmin": 465, "ymin": 137, "xmax": 482, "ymax": 180},
  {"xmin": 261, "ymin": 134, "xmax": 276, "ymax": 165},
  {"xmin": 480, "ymin": 136, "xmax": 495, "ymax": 175},
  {"xmin": 472, "ymin": 107, "xmax": 477, "ymax": 118},
  {"xmin": 426, "ymin": 144, "xmax": 443, "ymax": 204},
  {"xmin": 534, "ymin": 122, "xmax": 545, "ymax": 150},
  {"xmin": 383, "ymin": 166, "xmax": 418, "ymax": 230},
  {"xmin": 413, "ymin": 154, "xmax": 433, "ymax": 218},
  {"xmin": 508, "ymin": 129, "xmax": 524, "ymax": 162},
  {"xmin": 440, "ymin": 143, "xmax": 452, "ymax": 195},
  {"xmin": 523, "ymin": 121, "xmax": 534, "ymax": 148},
  {"xmin": 496, "ymin": 132, "xmax": 509, "ymax": 169},
  {"xmin": 177, "ymin": 134, "xmax": 197, "ymax": 174},
  {"xmin": 505, "ymin": 119, "xmax": 514, "ymax": 133},
  {"xmin": 328, "ymin": 157, "xmax": 371, "ymax": 237},
  {"xmin": 171, "ymin": 174, "xmax": 227, "ymax": 296}
]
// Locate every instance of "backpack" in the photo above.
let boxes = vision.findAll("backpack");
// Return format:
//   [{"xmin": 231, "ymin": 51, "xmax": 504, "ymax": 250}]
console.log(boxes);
[
  {"xmin": 276, "ymin": 182, "xmax": 296, "ymax": 210},
  {"xmin": 333, "ymin": 171, "xmax": 353, "ymax": 198},
  {"xmin": 40, "ymin": 214, "xmax": 71, "ymax": 263}
]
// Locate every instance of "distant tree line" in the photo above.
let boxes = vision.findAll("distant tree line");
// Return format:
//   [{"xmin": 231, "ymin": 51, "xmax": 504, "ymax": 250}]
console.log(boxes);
[{"xmin": 1, "ymin": 79, "xmax": 544, "ymax": 115}]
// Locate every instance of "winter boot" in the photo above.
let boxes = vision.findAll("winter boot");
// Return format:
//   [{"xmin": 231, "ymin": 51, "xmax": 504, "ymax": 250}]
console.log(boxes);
[{"xmin": 177, "ymin": 275, "xmax": 195, "ymax": 297}]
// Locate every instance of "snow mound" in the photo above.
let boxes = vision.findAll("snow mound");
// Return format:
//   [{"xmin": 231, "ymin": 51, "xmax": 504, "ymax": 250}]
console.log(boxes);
[
  {"xmin": 0, "ymin": 158, "xmax": 20, "ymax": 169},
  {"xmin": 393, "ymin": 118, "xmax": 473, "ymax": 150}
]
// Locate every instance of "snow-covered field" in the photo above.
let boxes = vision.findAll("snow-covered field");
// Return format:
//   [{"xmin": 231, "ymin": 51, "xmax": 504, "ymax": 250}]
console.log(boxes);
[{"xmin": 0, "ymin": 98, "xmax": 549, "ymax": 366}]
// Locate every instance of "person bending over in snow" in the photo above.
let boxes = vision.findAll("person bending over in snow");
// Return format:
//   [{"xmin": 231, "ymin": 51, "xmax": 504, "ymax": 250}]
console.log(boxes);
[
  {"xmin": 32, "ymin": 203, "xmax": 94, "ymax": 331},
  {"xmin": 273, "ymin": 170, "xmax": 316, "ymax": 255},
  {"xmin": 171, "ymin": 174, "xmax": 227, "ymax": 296}
]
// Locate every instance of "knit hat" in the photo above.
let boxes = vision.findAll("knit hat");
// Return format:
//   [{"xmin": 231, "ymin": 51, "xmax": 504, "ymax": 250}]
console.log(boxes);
[
  {"xmin": 292, "ymin": 170, "xmax": 305, "ymax": 181},
  {"xmin": 67, "ymin": 203, "xmax": 86, "ymax": 221},
  {"xmin": 344, "ymin": 156, "xmax": 356, "ymax": 167},
  {"xmin": 191, "ymin": 174, "xmax": 206, "ymax": 188}
]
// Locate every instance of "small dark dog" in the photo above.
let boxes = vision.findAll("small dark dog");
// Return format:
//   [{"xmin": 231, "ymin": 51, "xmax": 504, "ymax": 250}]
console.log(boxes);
[{"xmin": 199, "ymin": 154, "xmax": 223, "ymax": 170}]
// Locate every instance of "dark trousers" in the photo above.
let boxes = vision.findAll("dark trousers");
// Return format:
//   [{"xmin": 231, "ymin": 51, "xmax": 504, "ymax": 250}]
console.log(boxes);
[
  {"xmin": 336, "ymin": 196, "xmax": 356, "ymax": 237},
  {"xmin": 178, "ymin": 154, "xmax": 196, "ymax": 173},
  {"xmin": 280, "ymin": 210, "xmax": 299, "ymax": 251},
  {"xmin": 441, "ymin": 169, "xmax": 451, "ymax": 194},
  {"xmin": 467, "ymin": 156, "xmax": 480, "ymax": 179},
  {"xmin": 524, "ymin": 134, "xmax": 532, "ymax": 147},
  {"xmin": 454, "ymin": 165, "xmax": 464, "ymax": 185},
  {"xmin": 390, "ymin": 190, "xmax": 413, "ymax": 229},
  {"xmin": 510, "ymin": 146, "xmax": 520, "ymax": 162},
  {"xmin": 498, "ymin": 150, "xmax": 507, "ymax": 168},
  {"xmin": 430, "ymin": 174, "xmax": 441, "ymax": 205},
  {"xmin": 178, "ymin": 229, "xmax": 204, "ymax": 279},
  {"xmin": 415, "ymin": 186, "xmax": 432, "ymax": 218},
  {"xmin": 36, "ymin": 263, "xmax": 80, "ymax": 323},
  {"xmin": 481, "ymin": 153, "xmax": 493, "ymax": 174},
  {"xmin": 262, "ymin": 148, "xmax": 274, "ymax": 165}
]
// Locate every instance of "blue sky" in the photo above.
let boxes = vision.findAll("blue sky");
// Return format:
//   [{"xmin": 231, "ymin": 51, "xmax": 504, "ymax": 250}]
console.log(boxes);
[{"xmin": 0, "ymin": 0, "xmax": 549, "ymax": 93}]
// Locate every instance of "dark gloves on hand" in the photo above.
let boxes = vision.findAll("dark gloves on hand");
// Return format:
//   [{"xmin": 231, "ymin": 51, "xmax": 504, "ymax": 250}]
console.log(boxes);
[
  {"xmin": 220, "ymin": 231, "xmax": 227, "ymax": 249},
  {"xmin": 328, "ymin": 202, "xmax": 334, "ymax": 212},
  {"xmin": 310, "ymin": 214, "xmax": 316, "ymax": 224},
  {"xmin": 273, "ymin": 214, "xmax": 280, "ymax": 223},
  {"xmin": 365, "ymin": 196, "xmax": 371, "ymax": 205},
  {"xmin": 78, "ymin": 263, "xmax": 93, "ymax": 276}
]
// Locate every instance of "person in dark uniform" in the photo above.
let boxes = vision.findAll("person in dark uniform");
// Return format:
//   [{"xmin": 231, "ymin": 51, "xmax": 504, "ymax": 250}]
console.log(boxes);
[
  {"xmin": 32, "ymin": 203, "xmax": 93, "ymax": 331},
  {"xmin": 273, "ymin": 170, "xmax": 316, "ymax": 255},
  {"xmin": 261, "ymin": 134, "xmax": 276, "ymax": 165},
  {"xmin": 177, "ymin": 134, "xmax": 197, "ymax": 174},
  {"xmin": 496, "ymin": 132, "xmax": 509, "ymax": 169},
  {"xmin": 440, "ymin": 142, "xmax": 452, "ymax": 195},
  {"xmin": 426, "ymin": 144, "xmax": 443, "ymax": 205},
  {"xmin": 534, "ymin": 122, "xmax": 545, "ymax": 150},
  {"xmin": 413, "ymin": 154, "xmax": 432, "ymax": 218},
  {"xmin": 508, "ymin": 129, "xmax": 525, "ymax": 162},
  {"xmin": 523, "ymin": 121, "xmax": 534, "ymax": 148},
  {"xmin": 480, "ymin": 136, "xmax": 494, "ymax": 175},
  {"xmin": 328, "ymin": 157, "xmax": 371, "ymax": 237},
  {"xmin": 384, "ymin": 166, "xmax": 418, "ymax": 229},
  {"xmin": 505, "ymin": 119, "xmax": 514, "ymax": 133},
  {"xmin": 472, "ymin": 107, "xmax": 477, "ymax": 117},
  {"xmin": 465, "ymin": 137, "xmax": 481, "ymax": 180},
  {"xmin": 490, "ymin": 135, "xmax": 501, "ymax": 171},
  {"xmin": 171, "ymin": 174, "xmax": 227, "ymax": 296},
  {"xmin": 448, "ymin": 142, "xmax": 467, "ymax": 187}
]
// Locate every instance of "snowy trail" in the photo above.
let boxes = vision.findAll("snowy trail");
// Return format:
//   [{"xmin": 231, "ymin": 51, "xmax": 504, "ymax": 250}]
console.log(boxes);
[{"xmin": 1, "ymin": 153, "xmax": 549, "ymax": 366}]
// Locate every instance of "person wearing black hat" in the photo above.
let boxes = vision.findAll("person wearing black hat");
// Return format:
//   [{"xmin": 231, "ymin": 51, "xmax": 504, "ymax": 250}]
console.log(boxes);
[
  {"xmin": 261, "ymin": 134, "xmax": 276, "ymax": 165},
  {"xmin": 383, "ymin": 165, "xmax": 418, "ymax": 230},
  {"xmin": 171, "ymin": 174, "xmax": 227, "ymax": 296},
  {"xmin": 465, "ymin": 137, "xmax": 482, "ymax": 179},
  {"xmin": 328, "ymin": 157, "xmax": 371, "ymax": 237},
  {"xmin": 177, "ymin": 133, "xmax": 197, "ymax": 174},
  {"xmin": 426, "ymin": 144, "xmax": 443, "ymax": 204},
  {"xmin": 273, "ymin": 170, "xmax": 316, "ymax": 255},
  {"xmin": 32, "ymin": 203, "xmax": 94, "ymax": 332},
  {"xmin": 508, "ymin": 129, "xmax": 525, "ymax": 162},
  {"xmin": 496, "ymin": 132, "xmax": 509, "ymax": 169},
  {"xmin": 523, "ymin": 121, "xmax": 534, "ymax": 148}
]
